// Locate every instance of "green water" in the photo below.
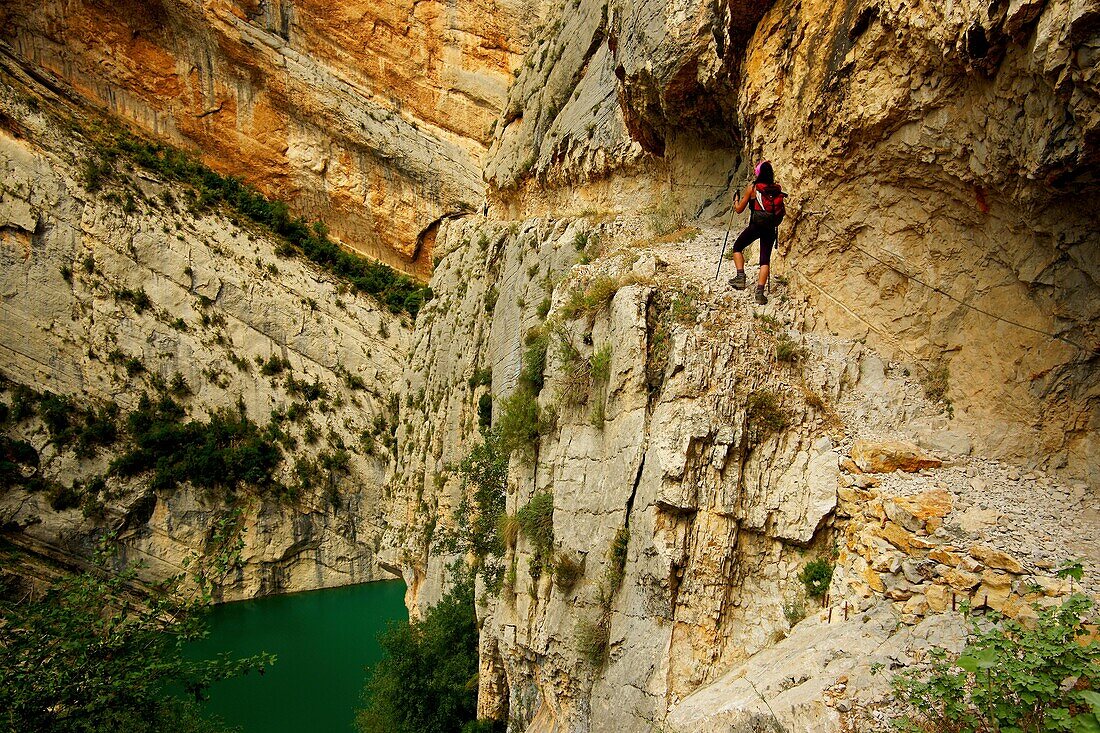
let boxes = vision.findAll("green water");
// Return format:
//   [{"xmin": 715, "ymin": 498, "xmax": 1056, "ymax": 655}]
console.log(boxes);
[{"xmin": 184, "ymin": 580, "xmax": 408, "ymax": 733}]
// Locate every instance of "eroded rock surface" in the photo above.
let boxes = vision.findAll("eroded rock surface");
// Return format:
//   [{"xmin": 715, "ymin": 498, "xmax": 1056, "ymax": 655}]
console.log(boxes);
[
  {"xmin": 0, "ymin": 0, "xmax": 538, "ymax": 274},
  {"xmin": 0, "ymin": 78, "xmax": 406, "ymax": 599}
]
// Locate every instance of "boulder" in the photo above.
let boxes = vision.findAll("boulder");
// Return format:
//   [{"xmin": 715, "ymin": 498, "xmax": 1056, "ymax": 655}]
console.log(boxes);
[
  {"xmin": 851, "ymin": 440, "xmax": 943, "ymax": 474},
  {"xmin": 969, "ymin": 545, "xmax": 1025, "ymax": 574}
]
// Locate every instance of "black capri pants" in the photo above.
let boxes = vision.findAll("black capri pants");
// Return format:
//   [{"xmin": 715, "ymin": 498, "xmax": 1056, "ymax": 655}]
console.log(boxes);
[{"xmin": 732, "ymin": 222, "xmax": 777, "ymax": 266}]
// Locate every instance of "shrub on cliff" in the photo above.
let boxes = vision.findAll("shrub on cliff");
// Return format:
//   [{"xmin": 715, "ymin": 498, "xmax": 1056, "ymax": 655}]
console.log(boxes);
[
  {"xmin": 798, "ymin": 558, "xmax": 833, "ymax": 599},
  {"xmin": 357, "ymin": 578, "xmax": 500, "ymax": 733},
  {"xmin": 892, "ymin": 594, "xmax": 1099, "ymax": 733},
  {"xmin": 110, "ymin": 393, "xmax": 282, "ymax": 495},
  {"xmin": 0, "ymin": 535, "xmax": 270, "ymax": 733},
  {"xmin": 84, "ymin": 126, "xmax": 431, "ymax": 318}
]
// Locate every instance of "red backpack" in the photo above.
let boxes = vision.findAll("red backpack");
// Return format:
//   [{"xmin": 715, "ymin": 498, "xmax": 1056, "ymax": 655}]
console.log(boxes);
[{"xmin": 750, "ymin": 183, "xmax": 786, "ymax": 227}]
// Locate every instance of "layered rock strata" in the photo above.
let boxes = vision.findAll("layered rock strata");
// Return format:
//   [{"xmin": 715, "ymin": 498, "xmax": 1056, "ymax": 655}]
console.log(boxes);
[
  {"xmin": 0, "ymin": 0, "xmax": 535, "ymax": 274},
  {"xmin": 0, "ymin": 73, "xmax": 406, "ymax": 599},
  {"xmin": 488, "ymin": 0, "xmax": 1099, "ymax": 479},
  {"xmin": 390, "ymin": 221, "xmax": 1097, "ymax": 731}
]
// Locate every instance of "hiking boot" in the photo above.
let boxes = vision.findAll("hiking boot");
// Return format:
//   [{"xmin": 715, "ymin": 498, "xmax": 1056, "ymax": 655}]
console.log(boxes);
[
  {"xmin": 729, "ymin": 272, "xmax": 747, "ymax": 290},
  {"xmin": 755, "ymin": 286, "xmax": 768, "ymax": 305}
]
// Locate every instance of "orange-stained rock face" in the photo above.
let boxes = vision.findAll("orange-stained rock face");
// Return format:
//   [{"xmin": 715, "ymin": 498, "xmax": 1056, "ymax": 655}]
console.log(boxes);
[{"xmin": 1, "ymin": 0, "xmax": 534, "ymax": 277}]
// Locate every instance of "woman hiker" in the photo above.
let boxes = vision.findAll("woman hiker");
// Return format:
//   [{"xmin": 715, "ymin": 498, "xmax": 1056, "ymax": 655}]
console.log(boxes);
[{"xmin": 728, "ymin": 160, "xmax": 786, "ymax": 305}]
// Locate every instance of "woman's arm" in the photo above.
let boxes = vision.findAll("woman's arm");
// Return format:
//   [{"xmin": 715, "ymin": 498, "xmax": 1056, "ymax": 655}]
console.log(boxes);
[{"xmin": 734, "ymin": 184, "xmax": 753, "ymax": 214}]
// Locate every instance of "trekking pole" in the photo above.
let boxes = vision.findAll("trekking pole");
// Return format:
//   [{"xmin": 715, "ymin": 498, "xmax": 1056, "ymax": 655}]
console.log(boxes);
[{"xmin": 715, "ymin": 202, "xmax": 736, "ymax": 280}]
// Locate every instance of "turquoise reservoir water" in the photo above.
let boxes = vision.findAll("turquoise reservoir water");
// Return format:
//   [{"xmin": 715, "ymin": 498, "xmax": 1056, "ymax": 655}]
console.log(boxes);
[{"xmin": 183, "ymin": 580, "xmax": 408, "ymax": 733}]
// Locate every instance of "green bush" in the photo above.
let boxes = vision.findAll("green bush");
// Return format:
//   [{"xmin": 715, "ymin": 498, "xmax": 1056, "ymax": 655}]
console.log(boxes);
[
  {"xmin": 477, "ymin": 393, "xmax": 493, "ymax": 429},
  {"xmin": 357, "ymin": 579, "xmax": 480, "ymax": 733},
  {"xmin": 519, "ymin": 328, "xmax": 549, "ymax": 394},
  {"xmin": 259, "ymin": 355, "xmax": 290, "ymax": 376},
  {"xmin": 467, "ymin": 367, "xmax": 492, "ymax": 390},
  {"xmin": 746, "ymin": 390, "xmax": 789, "ymax": 443},
  {"xmin": 589, "ymin": 344, "xmax": 612, "ymax": 426},
  {"xmin": 798, "ymin": 558, "xmax": 833, "ymax": 599},
  {"xmin": 9, "ymin": 385, "xmax": 38, "ymax": 422},
  {"xmin": 553, "ymin": 552, "xmax": 583, "ymax": 591},
  {"xmin": 113, "ymin": 287, "xmax": 152, "ymax": 314},
  {"xmin": 775, "ymin": 334, "xmax": 806, "ymax": 363},
  {"xmin": 606, "ymin": 527, "xmax": 630, "ymax": 591},
  {"xmin": 0, "ymin": 436, "xmax": 38, "ymax": 489},
  {"xmin": 560, "ymin": 276, "xmax": 619, "ymax": 320},
  {"xmin": 285, "ymin": 375, "xmax": 329, "ymax": 402},
  {"xmin": 517, "ymin": 492, "xmax": 554, "ymax": 559},
  {"xmin": 110, "ymin": 394, "xmax": 282, "ymax": 495},
  {"xmin": 576, "ymin": 617, "xmax": 610, "ymax": 668},
  {"xmin": 0, "ymin": 539, "xmax": 270, "ymax": 733},
  {"xmin": 892, "ymin": 594, "xmax": 1099, "ymax": 733},
  {"xmin": 536, "ymin": 297, "xmax": 551, "ymax": 319},
  {"xmin": 450, "ymin": 429, "xmax": 509, "ymax": 560},
  {"xmin": 33, "ymin": 392, "xmax": 118, "ymax": 458},
  {"xmin": 46, "ymin": 482, "xmax": 82, "ymax": 511},
  {"xmin": 497, "ymin": 388, "xmax": 540, "ymax": 456}
]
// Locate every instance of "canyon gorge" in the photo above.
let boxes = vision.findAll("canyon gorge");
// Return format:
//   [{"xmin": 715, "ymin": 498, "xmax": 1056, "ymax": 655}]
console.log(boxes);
[{"xmin": 1, "ymin": 0, "xmax": 1098, "ymax": 730}]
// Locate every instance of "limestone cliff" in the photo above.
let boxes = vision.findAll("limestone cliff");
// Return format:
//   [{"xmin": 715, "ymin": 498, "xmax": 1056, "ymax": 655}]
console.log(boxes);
[
  {"xmin": 0, "ymin": 0, "xmax": 538, "ymax": 275},
  {"xmin": 384, "ymin": 0, "xmax": 1099, "ymax": 729},
  {"xmin": 484, "ymin": 0, "xmax": 1099, "ymax": 479},
  {"xmin": 1, "ymin": 0, "xmax": 1098, "ymax": 730},
  {"xmin": 0, "ymin": 64, "xmax": 407, "ymax": 599},
  {"xmin": 390, "ymin": 216, "xmax": 1097, "ymax": 731}
]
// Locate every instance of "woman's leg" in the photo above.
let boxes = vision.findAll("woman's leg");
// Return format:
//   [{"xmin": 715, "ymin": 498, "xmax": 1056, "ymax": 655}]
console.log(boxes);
[
  {"xmin": 731, "ymin": 225, "xmax": 761, "ymax": 272},
  {"xmin": 757, "ymin": 228, "xmax": 777, "ymax": 286}
]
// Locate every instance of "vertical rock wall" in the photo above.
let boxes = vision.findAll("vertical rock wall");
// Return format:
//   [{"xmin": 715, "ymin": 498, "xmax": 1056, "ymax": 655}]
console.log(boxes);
[
  {"xmin": 0, "ymin": 0, "xmax": 540, "ymax": 274},
  {"xmin": 0, "ymin": 73, "xmax": 406, "ymax": 599},
  {"xmin": 735, "ymin": 0, "xmax": 1100, "ymax": 477}
]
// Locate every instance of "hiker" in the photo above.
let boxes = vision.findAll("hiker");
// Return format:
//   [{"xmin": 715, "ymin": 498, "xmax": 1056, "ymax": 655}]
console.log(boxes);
[{"xmin": 728, "ymin": 160, "xmax": 786, "ymax": 305}]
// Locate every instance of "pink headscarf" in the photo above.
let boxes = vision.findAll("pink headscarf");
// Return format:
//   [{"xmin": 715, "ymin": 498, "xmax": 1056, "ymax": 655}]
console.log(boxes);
[{"xmin": 754, "ymin": 160, "xmax": 770, "ymax": 177}]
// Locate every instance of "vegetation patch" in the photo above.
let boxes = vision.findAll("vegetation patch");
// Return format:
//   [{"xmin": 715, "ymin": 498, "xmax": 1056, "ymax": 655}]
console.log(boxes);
[
  {"xmin": 0, "ymin": 536, "xmax": 271, "ymax": 733},
  {"xmin": 357, "ymin": 578, "xmax": 498, "ymax": 733},
  {"xmin": 576, "ymin": 616, "xmax": 610, "ymax": 669},
  {"xmin": 921, "ymin": 364, "xmax": 953, "ymax": 417},
  {"xmin": 553, "ymin": 551, "xmax": 584, "ymax": 592},
  {"xmin": 2, "ymin": 384, "xmax": 119, "ymax": 459},
  {"xmin": 798, "ymin": 558, "xmax": 833, "ymax": 599},
  {"xmin": 0, "ymin": 435, "xmax": 39, "ymax": 490},
  {"xmin": 555, "ymin": 337, "xmax": 591, "ymax": 406},
  {"xmin": 110, "ymin": 394, "xmax": 283, "ymax": 497},
  {"xmin": 746, "ymin": 390, "xmax": 789, "ymax": 445},
  {"xmin": 113, "ymin": 287, "xmax": 152, "ymax": 314},
  {"xmin": 441, "ymin": 429, "xmax": 509, "ymax": 582},
  {"xmin": 467, "ymin": 367, "xmax": 493, "ymax": 390},
  {"xmin": 477, "ymin": 393, "xmax": 493, "ymax": 430},
  {"xmin": 77, "ymin": 123, "xmax": 430, "ymax": 317},
  {"xmin": 497, "ymin": 327, "xmax": 550, "ymax": 456},
  {"xmin": 892, "ymin": 594, "xmax": 1099, "ymax": 733},
  {"xmin": 517, "ymin": 491, "xmax": 555, "ymax": 576},
  {"xmin": 560, "ymin": 276, "xmax": 619, "ymax": 320},
  {"xmin": 258, "ymin": 354, "xmax": 291, "ymax": 376},
  {"xmin": 589, "ymin": 344, "xmax": 612, "ymax": 427},
  {"xmin": 497, "ymin": 388, "xmax": 541, "ymax": 456},
  {"xmin": 775, "ymin": 333, "xmax": 807, "ymax": 363},
  {"xmin": 605, "ymin": 526, "xmax": 630, "ymax": 591}
]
